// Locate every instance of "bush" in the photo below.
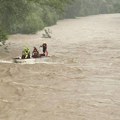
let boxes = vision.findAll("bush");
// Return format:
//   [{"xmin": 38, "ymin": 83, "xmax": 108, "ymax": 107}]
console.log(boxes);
[
  {"xmin": 17, "ymin": 12, "xmax": 45, "ymax": 34},
  {"xmin": 0, "ymin": 29, "xmax": 8, "ymax": 45},
  {"xmin": 114, "ymin": 3, "xmax": 120, "ymax": 13},
  {"xmin": 42, "ymin": 7, "xmax": 58, "ymax": 26}
]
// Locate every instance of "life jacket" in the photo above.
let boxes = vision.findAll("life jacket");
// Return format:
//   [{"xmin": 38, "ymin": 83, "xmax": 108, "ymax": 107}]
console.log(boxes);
[{"xmin": 22, "ymin": 48, "xmax": 30, "ymax": 58}]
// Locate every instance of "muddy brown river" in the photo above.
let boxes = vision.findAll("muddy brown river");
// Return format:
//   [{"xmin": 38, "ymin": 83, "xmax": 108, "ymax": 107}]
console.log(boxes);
[{"xmin": 0, "ymin": 14, "xmax": 120, "ymax": 120}]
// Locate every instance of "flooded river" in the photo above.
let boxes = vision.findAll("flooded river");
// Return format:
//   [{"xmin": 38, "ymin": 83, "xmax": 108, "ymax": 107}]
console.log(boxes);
[{"xmin": 0, "ymin": 14, "xmax": 120, "ymax": 120}]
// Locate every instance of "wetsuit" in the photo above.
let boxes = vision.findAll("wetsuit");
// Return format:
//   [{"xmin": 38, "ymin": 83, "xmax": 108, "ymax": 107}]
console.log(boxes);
[
  {"xmin": 40, "ymin": 43, "xmax": 48, "ymax": 57},
  {"xmin": 42, "ymin": 43, "xmax": 47, "ymax": 53}
]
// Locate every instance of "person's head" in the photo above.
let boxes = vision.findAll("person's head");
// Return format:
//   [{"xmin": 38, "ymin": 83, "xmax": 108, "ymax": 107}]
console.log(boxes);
[
  {"xmin": 43, "ymin": 43, "xmax": 47, "ymax": 46},
  {"xmin": 34, "ymin": 47, "xmax": 37, "ymax": 51},
  {"xmin": 24, "ymin": 46, "xmax": 29, "ymax": 50},
  {"xmin": 26, "ymin": 48, "xmax": 29, "ymax": 51}
]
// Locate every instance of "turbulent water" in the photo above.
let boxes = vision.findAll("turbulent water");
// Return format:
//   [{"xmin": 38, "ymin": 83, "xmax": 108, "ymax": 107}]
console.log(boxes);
[{"xmin": 0, "ymin": 14, "xmax": 120, "ymax": 120}]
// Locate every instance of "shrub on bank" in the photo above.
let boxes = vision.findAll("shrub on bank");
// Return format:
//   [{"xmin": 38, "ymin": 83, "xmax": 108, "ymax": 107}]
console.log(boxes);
[{"xmin": 0, "ymin": 29, "xmax": 8, "ymax": 45}]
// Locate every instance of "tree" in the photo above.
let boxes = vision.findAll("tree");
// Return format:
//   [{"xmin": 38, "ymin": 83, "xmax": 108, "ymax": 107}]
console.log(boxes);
[{"xmin": 0, "ymin": 0, "xmax": 73, "ymax": 34}]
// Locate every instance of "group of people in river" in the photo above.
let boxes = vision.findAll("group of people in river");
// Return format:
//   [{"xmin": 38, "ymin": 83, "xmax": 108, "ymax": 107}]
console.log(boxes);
[{"xmin": 22, "ymin": 43, "xmax": 48, "ymax": 59}]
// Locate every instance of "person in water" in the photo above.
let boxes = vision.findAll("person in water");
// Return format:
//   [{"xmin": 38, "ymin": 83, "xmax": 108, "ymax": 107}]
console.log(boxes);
[
  {"xmin": 22, "ymin": 47, "xmax": 30, "ymax": 59},
  {"xmin": 40, "ymin": 43, "xmax": 48, "ymax": 57},
  {"xmin": 32, "ymin": 47, "xmax": 39, "ymax": 58}
]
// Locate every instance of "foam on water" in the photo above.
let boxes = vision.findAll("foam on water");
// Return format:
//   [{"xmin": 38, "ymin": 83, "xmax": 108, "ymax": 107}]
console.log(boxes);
[
  {"xmin": 0, "ymin": 57, "xmax": 60, "ymax": 65},
  {"xmin": 0, "ymin": 60, "xmax": 13, "ymax": 64}
]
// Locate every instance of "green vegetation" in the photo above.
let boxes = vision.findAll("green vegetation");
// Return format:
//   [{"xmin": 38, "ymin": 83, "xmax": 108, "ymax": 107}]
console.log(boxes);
[
  {"xmin": 64, "ymin": 0, "xmax": 120, "ymax": 18},
  {"xmin": 0, "ymin": 0, "xmax": 120, "ymax": 44},
  {"xmin": 113, "ymin": 0, "xmax": 120, "ymax": 13},
  {"xmin": 0, "ymin": 29, "xmax": 7, "ymax": 45},
  {"xmin": 0, "ymin": 0, "xmax": 72, "ymax": 35}
]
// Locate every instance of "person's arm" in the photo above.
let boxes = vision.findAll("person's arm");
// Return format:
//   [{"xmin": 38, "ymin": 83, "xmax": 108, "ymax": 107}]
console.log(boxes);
[{"xmin": 40, "ymin": 44, "xmax": 43, "ymax": 47}]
